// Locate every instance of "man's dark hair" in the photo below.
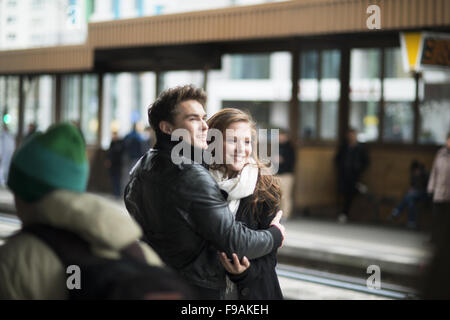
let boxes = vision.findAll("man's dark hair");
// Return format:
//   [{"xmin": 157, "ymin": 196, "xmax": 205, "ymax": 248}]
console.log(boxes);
[{"xmin": 148, "ymin": 85, "xmax": 207, "ymax": 139}]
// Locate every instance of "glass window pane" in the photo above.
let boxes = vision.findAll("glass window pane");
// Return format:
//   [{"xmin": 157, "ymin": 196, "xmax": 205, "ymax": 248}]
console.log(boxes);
[
  {"xmin": 384, "ymin": 47, "xmax": 410, "ymax": 78},
  {"xmin": 299, "ymin": 51, "xmax": 318, "ymax": 139},
  {"xmin": 61, "ymin": 75, "xmax": 80, "ymax": 122},
  {"xmin": 300, "ymin": 51, "xmax": 318, "ymax": 79},
  {"xmin": 419, "ymin": 70, "xmax": 450, "ymax": 144},
  {"xmin": 321, "ymin": 101, "xmax": 338, "ymax": 140},
  {"xmin": 2, "ymin": 76, "xmax": 20, "ymax": 136},
  {"xmin": 230, "ymin": 54, "xmax": 271, "ymax": 79},
  {"xmin": 320, "ymin": 50, "xmax": 341, "ymax": 140},
  {"xmin": 383, "ymin": 102, "xmax": 414, "ymax": 143},
  {"xmin": 350, "ymin": 48, "xmax": 381, "ymax": 142},
  {"xmin": 349, "ymin": 101, "xmax": 379, "ymax": 142},
  {"xmin": 24, "ymin": 75, "xmax": 52, "ymax": 134},
  {"xmin": 299, "ymin": 101, "xmax": 317, "ymax": 139},
  {"xmin": 321, "ymin": 50, "xmax": 340, "ymax": 79},
  {"xmin": 81, "ymin": 74, "xmax": 98, "ymax": 146}
]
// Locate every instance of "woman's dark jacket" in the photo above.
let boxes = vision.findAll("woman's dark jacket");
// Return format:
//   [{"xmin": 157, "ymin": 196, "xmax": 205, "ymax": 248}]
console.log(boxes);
[
  {"xmin": 124, "ymin": 134, "xmax": 282, "ymax": 291},
  {"xmin": 227, "ymin": 196, "xmax": 284, "ymax": 300}
]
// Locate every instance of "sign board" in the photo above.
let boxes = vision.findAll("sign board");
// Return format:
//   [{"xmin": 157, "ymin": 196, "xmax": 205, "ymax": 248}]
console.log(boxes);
[{"xmin": 400, "ymin": 32, "xmax": 450, "ymax": 72}]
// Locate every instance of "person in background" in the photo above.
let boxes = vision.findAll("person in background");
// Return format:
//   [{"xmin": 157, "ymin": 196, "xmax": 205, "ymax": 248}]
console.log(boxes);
[
  {"xmin": 427, "ymin": 132, "xmax": 450, "ymax": 244},
  {"xmin": 334, "ymin": 128, "xmax": 369, "ymax": 223},
  {"xmin": 275, "ymin": 129, "xmax": 296, "ymax": 220},
  {"xmin": 24, "ymin": 123, "xmax": 37, "ymax": 140},
  {"xmin": 0, "ymin": 123, "xmax": 163, "ymax": 299},
  {"xmin": 390, "ymin": 160, "xmax": 429, "ymax": 229},
  {"xmin": 0, "ymin": 123, "xmax": 15, "ymax": 186},
  {"xmin": 123, "ymin": 123, "xmax": 144, "ymax": 180},
  {"xmin": 105, "ymin": 130, "xmax": 125, "ymax": 197},
  {"xmin": 208, "ymin": 108, "xmax": 284, "ymax": 300}
]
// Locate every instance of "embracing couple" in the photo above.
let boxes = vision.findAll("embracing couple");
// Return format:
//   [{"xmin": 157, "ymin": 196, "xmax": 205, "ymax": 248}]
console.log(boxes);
[{"xmin": 124, "ymin": 85, "xmax": 285, "ymax": 300}]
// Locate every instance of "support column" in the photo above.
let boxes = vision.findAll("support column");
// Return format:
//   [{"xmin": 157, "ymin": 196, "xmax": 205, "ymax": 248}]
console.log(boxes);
[
  {"xmin": 54, "ymin": 74, "xmax": 62, "ymax": 123},
  {"xmin": 338, "ymin": 47, "xmax": 350, "ymax": 144},
  {"xmin": 289, "ymin": 49, "xmax": 299, "ymax": 144},
  {"xmin": 97, "ymin": 73, "xmax": 104, "ymax": 147},
  {"xmin": 17, "ymin": 75, "xmax": 25, "ymax": 145}
]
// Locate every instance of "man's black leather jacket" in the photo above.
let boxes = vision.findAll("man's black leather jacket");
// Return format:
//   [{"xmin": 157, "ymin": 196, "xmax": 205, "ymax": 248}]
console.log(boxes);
[{"xmin": 124, "ymin": 135, "xmax": 282, "ymax": 290}]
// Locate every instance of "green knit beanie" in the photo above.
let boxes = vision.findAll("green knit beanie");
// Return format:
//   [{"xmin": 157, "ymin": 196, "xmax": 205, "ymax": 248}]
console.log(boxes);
[{"xmin": 7, "ymin": 122, "xmax": 89, "ymax": 203}]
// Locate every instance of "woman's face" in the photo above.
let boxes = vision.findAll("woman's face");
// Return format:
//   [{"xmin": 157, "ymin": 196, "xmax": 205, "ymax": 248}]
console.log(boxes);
[{"xmin": 223, "ymin": 121, "xmax": 252, "ymax": 173}]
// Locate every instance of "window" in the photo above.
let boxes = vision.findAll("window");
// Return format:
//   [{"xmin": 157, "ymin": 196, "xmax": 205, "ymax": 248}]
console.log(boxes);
[
  {"xmin": 7, "ymin": 34, "xmax": 16, "ymax": 40},
  {"xmin": 382, "ymin": 48, "xmax": 415, "ymax": 143},
  {"xmin": 320, "ymin": 50, "xmax": 340, "ymax": 140},
  {"xmin": 299, "ymin": 51, "xmax": 318, "ymax": 139},
  {"xmin": 230, "ymin": 54, "xmax": 271, "ymax": 79},
  {"xmin": 419, "ymin": 70, "xmax": 450, "ymax": 145},
  {"xmin": 349, "ymin": 48, "xmax": 381, "ymax": 142},
  {"xmin": 298, "ymin": 49, "xmax": 341, "ymax": 140},
  {"xmin": 61, "ymin": 75, "xmax": 81, "ymax": 123},
  {"xmin": 6, "ymin": 16, "xmax": 16, "ymax": 24},
  {"xmin": 23, "ymin": 76, "xmax": 52, "ymax": 134},
  {"xmin": 81, "ymin": 74, "xmax": 99, "ymax": 145}
]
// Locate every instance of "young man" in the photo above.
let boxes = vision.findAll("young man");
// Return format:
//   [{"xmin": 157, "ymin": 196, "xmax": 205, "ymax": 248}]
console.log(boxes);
[{"xmin": 124, "ymin": 85, "xmax": 285, "ymax": 299}]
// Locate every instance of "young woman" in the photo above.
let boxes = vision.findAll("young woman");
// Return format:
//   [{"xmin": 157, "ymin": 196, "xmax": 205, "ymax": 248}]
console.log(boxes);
[{"xmin": 207, "ymin": 108, "xmax": 283, "ymax": 300}]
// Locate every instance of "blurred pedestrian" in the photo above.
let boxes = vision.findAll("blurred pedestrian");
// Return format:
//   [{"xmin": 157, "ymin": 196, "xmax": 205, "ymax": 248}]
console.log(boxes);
[
  {"xmin": 124, "ymin": 85, "xmax": 284, "ymax": 300},
  {"xmin": 208, "ymin": 108, "xmax": 284, "ymax": 300},
  {"xmin": 0, "ymin": 123, "xmax": 15, "ymax": 186},
  {"xmin": 390, "ymin": 160, "xmax": 429, "ymax": 229},
  {"xmin": 106, "ymin": 131, "xmax": 124, "ymax": 197},
  {"xmin": 334, "ymin": 128, "xmax": 369, "ymax": 223},
  {"xmin": 427, "ymin": 132, "xmax": 450, "ymax": 244},
  {"xmin": 275, "ymin": 129, "xmax": 296, "ymax": 220},
  {"xmin": 123, "ymin": 123, "xmax": 144, "ymax": 182},
  {"xmin": 24, "ymin": 122, "xmax": 37, "ymax": 140},
  {"xmin": 0, "ymin": 123, "xmax": 163, "ymax": 299}
]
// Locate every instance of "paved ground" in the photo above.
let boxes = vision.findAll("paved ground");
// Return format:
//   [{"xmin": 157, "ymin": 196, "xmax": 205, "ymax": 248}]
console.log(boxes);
[{"xmin": 0, "ymin": 186, "xmax": 433, "ymax": 299}]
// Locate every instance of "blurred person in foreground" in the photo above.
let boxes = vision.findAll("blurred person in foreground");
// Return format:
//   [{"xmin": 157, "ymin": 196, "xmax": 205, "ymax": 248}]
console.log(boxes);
[
  {"xmin": 124, "ymin": 85, "xmax": 284, "ymax": 300},
  {"xmin": 427, "ymin": 132, "xmax": 450, "ymax": 245},
  {"xmin": 0, "ymin": 123, "xmax": 164, "ymax": 299},
  {"xmin": 208, "ymin": 108, "xmax": 283, "ymax": 300},
  {"xmin": 334, "ymin": 128, "xmax": 369, "ymax": 223}
]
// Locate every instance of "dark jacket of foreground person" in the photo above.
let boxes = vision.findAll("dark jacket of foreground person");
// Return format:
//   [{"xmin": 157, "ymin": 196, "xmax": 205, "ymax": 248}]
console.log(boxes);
[
  {"xmin": 124, "ymin": 134, "xmax": 282, "ymax": 292},
  {"xmin": 228, "ymin": 196, "xmax": 283, "ymax": 300}
]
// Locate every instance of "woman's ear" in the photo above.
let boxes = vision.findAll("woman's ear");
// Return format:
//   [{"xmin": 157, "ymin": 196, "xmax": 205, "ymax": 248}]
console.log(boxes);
[{"xmin": 159, "ymin": 121, "xmax": 174, "ymax": 135}]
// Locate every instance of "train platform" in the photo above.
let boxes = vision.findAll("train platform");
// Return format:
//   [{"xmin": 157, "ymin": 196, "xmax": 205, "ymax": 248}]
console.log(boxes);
[{"xmin": 0, "ymin": 186, "xmax": 433, "ymax": 295}]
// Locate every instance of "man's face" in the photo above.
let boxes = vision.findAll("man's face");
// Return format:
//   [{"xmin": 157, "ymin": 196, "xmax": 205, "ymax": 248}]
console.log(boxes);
[{"xmin": 172, "ymin": 100, "xmax": 208, "ymax": 150}]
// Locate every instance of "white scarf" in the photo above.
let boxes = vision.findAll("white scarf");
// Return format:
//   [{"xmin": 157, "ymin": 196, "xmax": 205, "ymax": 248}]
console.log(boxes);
[
  {"xmin": 209, "ymin": 159, "xmax": 259, "ymax": 215},
  {"xmin": 209, "ymin": 159, "xmax": 259, "ymax": 299}
]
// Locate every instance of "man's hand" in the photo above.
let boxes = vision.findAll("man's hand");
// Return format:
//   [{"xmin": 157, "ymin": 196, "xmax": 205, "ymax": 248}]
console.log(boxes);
[
  {"xmin": 219, "ymin": 252, "xmax": 250, "ymax": 275},
  {"xmin": 270, "ymin": 210, "xmax": 285, "ymax": 247}
]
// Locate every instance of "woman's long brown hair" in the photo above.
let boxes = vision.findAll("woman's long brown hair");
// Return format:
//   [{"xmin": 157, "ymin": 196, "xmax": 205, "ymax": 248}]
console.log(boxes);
[{"xmin": 207, "ymin": 108, "xmax": 281, "ymax": 223}]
